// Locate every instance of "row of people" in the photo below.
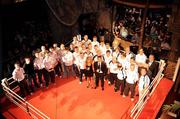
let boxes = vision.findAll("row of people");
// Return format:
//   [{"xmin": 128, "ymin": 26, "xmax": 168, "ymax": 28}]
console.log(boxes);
[{"xmin": 12, "ymin": 35, "xmax": 159, "ymax": 101}]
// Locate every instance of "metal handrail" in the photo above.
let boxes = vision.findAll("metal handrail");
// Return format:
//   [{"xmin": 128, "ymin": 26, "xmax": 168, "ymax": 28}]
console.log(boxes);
[
  {"xmin": 130, "ymin": 60, "xmax": 166, "ymax": 119},
  {"xmin": 1, "ymin": 78, "xmax": 50, "ymax": 119}
]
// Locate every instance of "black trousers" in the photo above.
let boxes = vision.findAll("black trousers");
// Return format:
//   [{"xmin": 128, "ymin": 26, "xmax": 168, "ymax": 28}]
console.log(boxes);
[
  {"xmin": 26, "ymin": 73, "xmax": 39, "ymax": 90},
  {"xmin": 44, "ymin": 69, "xmax": 50, "ymax": 87},
  {"xmin": 108, "ymin": 73, "xmax": 117, "ymax": 85},
  {"xmin": 49, "ymin": 70, "xmax": 55, "ymax": 83},
  {"xmin": 36, "ymin": 69, "xmax": 43, "ymax": 84},
  {"xmin": 73, "ymin": 64, "xmax": 80, "ymax": 77},
  {"xmin": 64, "ymin": 65, "xmax": 73, "ymax": 78},
  {"xmin": 18, "ymin": 79, "xmax": 30, "ymax": 98},
  {"xmin": 124, "ymin": 82, "xmax": 135, "ymax": 98},
  {"xmin": 54, "ymin": 65, "xmax": 61, "ymax": 76},
  {"xmin": 115, "ymin": 79, "xmax": 125, "ymax": 94},
  {"xmin": 80, "ymin": 69, "xmax": 86, "ymax": 82},
  {"xmin": 95, "ymin": 73, "xmax": 104, "ymax": 88}
]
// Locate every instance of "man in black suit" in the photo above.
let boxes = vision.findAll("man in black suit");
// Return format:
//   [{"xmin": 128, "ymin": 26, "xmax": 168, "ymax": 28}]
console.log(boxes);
[
  {"xmin": 94, "ymin": 56, "xmax": 107, "ymax": 90},
  {"xmin": 146, "ymin": 54, "xmax": 159, "ymax": 82}
]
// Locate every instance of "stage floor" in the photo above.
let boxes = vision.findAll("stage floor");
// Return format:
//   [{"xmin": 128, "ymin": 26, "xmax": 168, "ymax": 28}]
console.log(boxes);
[{"xmin": 2, "ymin": 77, "xmax": 173, "ymax": 119}]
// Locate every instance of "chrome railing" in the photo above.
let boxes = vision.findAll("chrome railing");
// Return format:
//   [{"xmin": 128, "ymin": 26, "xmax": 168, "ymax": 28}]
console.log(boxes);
[
  {"xmin": 130, "ymin": 60, "xmax": 166, "ymax": 119},
  {"xmin": 1, "ymin": 77, "xmax": 50, "ymax": 119}
]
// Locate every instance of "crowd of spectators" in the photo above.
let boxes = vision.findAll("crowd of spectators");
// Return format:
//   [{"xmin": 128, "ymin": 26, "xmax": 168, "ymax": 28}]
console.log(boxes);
[{"xmin": 113, "ymin": 7, "xmax": 172, "ymax": 51}]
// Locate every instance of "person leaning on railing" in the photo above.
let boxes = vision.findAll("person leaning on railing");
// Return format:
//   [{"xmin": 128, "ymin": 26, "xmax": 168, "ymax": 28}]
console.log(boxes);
[{"xmin": 12, "ymin": 62, "xmax": 30, "ymax": 98}]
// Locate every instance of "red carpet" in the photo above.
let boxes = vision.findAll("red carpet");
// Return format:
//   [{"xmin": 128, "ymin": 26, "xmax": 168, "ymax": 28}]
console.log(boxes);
[{"xmin": 2, "ymin": 77, "xmax": 173, "ymax": 119}]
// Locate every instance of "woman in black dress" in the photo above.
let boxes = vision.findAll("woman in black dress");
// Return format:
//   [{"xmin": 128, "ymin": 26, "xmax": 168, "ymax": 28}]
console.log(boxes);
[{"xmin": 85, "ymin": 56, "xmax": 93, "ymax": 88}]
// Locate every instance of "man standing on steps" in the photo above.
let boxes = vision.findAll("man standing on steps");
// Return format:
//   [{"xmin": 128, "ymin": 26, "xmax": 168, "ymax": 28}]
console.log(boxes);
[{"xmin": 94, "ymin": 56, "xmax": 107, "ymax": 91}]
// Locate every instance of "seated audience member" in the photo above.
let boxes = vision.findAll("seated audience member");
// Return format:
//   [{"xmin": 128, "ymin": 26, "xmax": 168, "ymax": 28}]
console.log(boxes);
[
  {"xmin": 123, "ymin": 64, "xmax": 139, "ymax": 101},
  {"xmin": 12, "ymin": 63, "xmax": 30, "ymax": 98},
  {"xmin": 94, "ymin": 56, "xmax": 107, "ymax": 90},
  {"xmin": 138, "ymin": 67, "xmax": 150, "ymax": 98}
]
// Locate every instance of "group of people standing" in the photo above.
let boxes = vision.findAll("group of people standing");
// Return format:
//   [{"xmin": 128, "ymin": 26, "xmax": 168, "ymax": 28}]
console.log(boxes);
[{"xmin": 12, "ymin": 34, "xmax": 159, "ymax": 101}]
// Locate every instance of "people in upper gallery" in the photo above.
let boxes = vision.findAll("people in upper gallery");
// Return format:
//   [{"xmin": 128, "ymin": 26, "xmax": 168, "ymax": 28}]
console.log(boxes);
[
  {"xmin": 138, "ymin": 67, "xmax": 150, "ymax": 98},
  {"xmin": 23, "ymin": 57, "xmax": 39, "ymax": 93},
  {"xmin": 12, "ymin": 62, "xmax": 30, "ymax": 98}
]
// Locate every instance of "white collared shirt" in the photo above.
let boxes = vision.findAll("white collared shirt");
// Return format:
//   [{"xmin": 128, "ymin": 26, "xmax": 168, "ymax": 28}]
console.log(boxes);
[
  {"xmin": 126, "ymin": 69, "xmax": 139, "ymax": 84},
  {"xmin": 109, "ymin": 62, "xmax": 118, "ymax": 74},
  {"xmin": 73, "ymin": 52, "xmax": 80, "ymax": 65},
  {"xmin": 62, "ymin": 51, "xmax": 74, "ymax": 66},
  {"xmin": 104, "ymin": 55, "xmax": 112, "ymax": 68},
  {"xmin": 118, "ymin": 56, "xmax": 128, "ymax": 69},
  {"xmin": 117, "ymin": 68, "xmax": 126, "ymax": 80},
  {"xmin": 135, "ymin": 53, "xmax": 147, "ymax": 64},
  {"xmin": 34, "ymin": 56, "xmax": 45, "ymax": 70},
  {"xmin": 78, "ymin": 57, "xmax": 86, "ymax": 69},
  {"xmin": 12, "ymin": 68, "xmax": 25, "ymax": 82},
  {"xmin": 139, "ymin": 75, "xmax": 150, "ymax": 91}
]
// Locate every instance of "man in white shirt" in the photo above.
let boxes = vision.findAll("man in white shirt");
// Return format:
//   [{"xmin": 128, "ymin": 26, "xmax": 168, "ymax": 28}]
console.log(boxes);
[
  {"xmin": 108, "ymin": 57, "xmax": 118, "ymax": 85},
  {"xmin": 117, "ymin": 53, "xmax": 128, "ymax": 69},
  {"xmin": 138, "ymin": 68, "xmax": 150, "ymax": 98},
  {"xmin": 43, "ymin": 52, "xmax": 57, "ymax": 84},
  {"xmin": 125, "ymin": 47, "xmax": 135, "ymax": 62},
  {"xmin": 72, "ymin": 46, "xmax": 80, "ymax": 79},
  {"xmin": 123, "ymin": 64, "xmax": 139, "ymax": 101},
  {"xmin": 135, "ymin": 48, "xmax": 147, "ymax": 67},
  {"xmin": 12, "ymin": 63, "xmax": 30, "ymax": 98},
  {"xmin": 91, "ymin": 36, "xmax": 99, "ymax": 48},
  {"xmin": 78, "ymin": 52, "xmax": 86, "ymax": 84},
  {"xmin": 34, "ymin": 52, "xmax": 49, "ymax": 88},
  {"xmin": 115, "ymin": 63, "xmax": 127, "ymax": 95},
  {"xmin": 62, "ymin": 48, "xmax": 74, "ymax": 78}
]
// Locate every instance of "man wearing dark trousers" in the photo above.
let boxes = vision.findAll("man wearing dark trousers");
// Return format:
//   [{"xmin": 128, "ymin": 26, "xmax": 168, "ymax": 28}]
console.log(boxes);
[
  {"xmin": 23, "ymin": 57, "xmax": 39, "ymax": 94},
  {"xmin": 12, "ymin": 63, "xmax": 30, "ymax": 98},
  {"xmin": 94, "ymin": 56, "xmax": 107, "ymax": 90}
]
